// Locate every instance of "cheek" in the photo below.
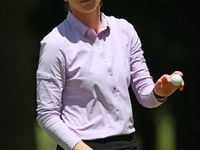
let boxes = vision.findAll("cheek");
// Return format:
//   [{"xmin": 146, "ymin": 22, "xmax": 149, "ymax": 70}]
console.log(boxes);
[
  {"xmin": 97, "ymin": 0, "xmax": 101, "ymax": 5},
  {"xmin": 68, "ymin": 0, "xmax": 78, "ymax": 8}
]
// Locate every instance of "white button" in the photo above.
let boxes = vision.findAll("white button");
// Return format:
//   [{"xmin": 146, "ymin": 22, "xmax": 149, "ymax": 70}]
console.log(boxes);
[{"xmin": 104, "ymin": 58, "xmax": 108, "ymax": 63}]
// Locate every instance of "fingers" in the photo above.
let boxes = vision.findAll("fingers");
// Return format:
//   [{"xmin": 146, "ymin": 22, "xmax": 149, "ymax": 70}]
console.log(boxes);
[
  {"xmin": 159, "ymin": 72, "xmax": 184, "ymax": 90},
  {"xmin": 158, "ymin": 74, "xmax": 171, "ymax": 88},
  {"xmin": 155, "ymin": 71, "xmax": 185, "ymax": 97},
  {"xmin": 171, "ymin": 71, "xmax": 183, "ymax": 77},
  {"xmin": 179, "ymin": 78, "xmax": 185, "ymax": 91}
]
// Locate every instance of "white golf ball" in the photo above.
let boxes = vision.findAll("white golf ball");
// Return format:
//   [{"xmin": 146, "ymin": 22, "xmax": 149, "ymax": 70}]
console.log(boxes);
[{"xmin": 171, "ymin": 74, "xmax": 182, "ymax": 86}]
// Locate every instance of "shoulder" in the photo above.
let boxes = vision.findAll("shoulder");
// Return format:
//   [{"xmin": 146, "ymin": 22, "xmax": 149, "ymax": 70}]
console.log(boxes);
[
  {"xmin": 103, "ymin": 14, "xmax": 138, "ymax": 38},
  {"xmin": 41, "ymin": 22, "xmax": 65, "ymax": 46},
  {"xmin": 40, "ymin": 20, "xmax": 69, "ymax": 54},
  {"xmin": 103, "ymin": 14, "xmax": 135, "ymax": 31},
  {"xmin": 39, "ymin": 22, "xmax": 68, "ymax": 65}
]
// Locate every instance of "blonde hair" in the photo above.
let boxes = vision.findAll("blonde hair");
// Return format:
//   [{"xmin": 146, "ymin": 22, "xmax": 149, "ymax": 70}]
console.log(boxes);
[{"xmin": 63, "ymin": 0, "xmax": 103, "ymax": 12}]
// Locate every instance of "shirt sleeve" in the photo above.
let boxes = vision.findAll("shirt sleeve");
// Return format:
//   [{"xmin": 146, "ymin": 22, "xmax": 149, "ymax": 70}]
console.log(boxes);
[
  {"xmin": 36, "ymin": 35, "xmax": 82, "ymax": 150},
  {"xmin": 128, "ymin": 24, "xmax": 164, "ymax": 108}
]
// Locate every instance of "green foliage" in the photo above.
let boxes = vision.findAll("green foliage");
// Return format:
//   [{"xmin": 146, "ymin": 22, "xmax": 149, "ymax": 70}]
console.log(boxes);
[
  {"xmin": 155, "ymin": 107, "xmax": 176, "ymax": 150},
  {"xmin": 34, "ymin": 122, "xmax": 57, "ymax": 150}
]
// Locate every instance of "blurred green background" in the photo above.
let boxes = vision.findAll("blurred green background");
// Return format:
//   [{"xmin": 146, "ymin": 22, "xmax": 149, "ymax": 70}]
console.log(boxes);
[{"xmin": 0, "ymin": 0, "xmax": 199, "ymax": 150}]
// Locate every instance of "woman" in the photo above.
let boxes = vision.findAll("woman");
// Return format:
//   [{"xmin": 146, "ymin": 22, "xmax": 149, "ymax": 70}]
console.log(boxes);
[{"xmin": 36, "ymin": 0, "xmax": 184, "ymax": 150}]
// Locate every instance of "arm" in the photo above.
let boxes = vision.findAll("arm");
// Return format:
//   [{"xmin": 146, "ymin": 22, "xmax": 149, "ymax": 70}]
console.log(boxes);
[
  {"xmin": 129, "ymin": 25, "xmax": 164, "ymax": 108},
  {"xmin": 127, "ymin": 23, "xmax": 183, "ymax": 108},
  {"xmin": 128, "ymin": 25, "xmax": 184, "ymax": 105},
  {"xmin": 36, "ymin": 37, "xmax": 93, "ymax": 150}
]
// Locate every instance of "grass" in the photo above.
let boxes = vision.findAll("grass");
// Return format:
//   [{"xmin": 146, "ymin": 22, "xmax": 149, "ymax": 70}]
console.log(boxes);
[
  {"xmin": 154, "ymin": 108, "xmax": 176, "ymax": 150},
  {"xmin": 34, "ymin": 122, "xmax": 57, "ymax": 150}
]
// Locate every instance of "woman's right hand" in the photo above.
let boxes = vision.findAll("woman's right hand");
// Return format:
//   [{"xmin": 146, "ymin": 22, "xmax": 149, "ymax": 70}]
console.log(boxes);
[{"xmin": 73, "ymin": 141, "xmax": 93, "ymax": 150}]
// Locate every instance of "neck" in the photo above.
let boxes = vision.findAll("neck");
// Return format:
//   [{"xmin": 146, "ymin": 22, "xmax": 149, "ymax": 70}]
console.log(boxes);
[{"xmin": 71, "ymin": 7, "xmax": 101, "ymax": 33}]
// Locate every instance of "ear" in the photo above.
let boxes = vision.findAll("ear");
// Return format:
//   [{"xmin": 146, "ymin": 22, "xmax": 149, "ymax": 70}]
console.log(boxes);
[{"xmin": 64, "ymin": 0, "xmax": 68, "ymax": 2}]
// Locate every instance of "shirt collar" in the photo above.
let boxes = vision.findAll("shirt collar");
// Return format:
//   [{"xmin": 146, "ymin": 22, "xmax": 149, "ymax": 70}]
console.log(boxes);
[
  {"xmin": 100, "ymin": 12, "xmax": 110, "ymax": 32},
  {"xmin": 66, "ymin": 11, "xmax": 110, "ymax": 36}
]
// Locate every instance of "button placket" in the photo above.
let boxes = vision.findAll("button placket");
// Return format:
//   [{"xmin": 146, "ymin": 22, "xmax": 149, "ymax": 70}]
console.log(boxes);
[
  {"xmin": 95, "ymin": 40, "xmax": 118, "ymax": 96},
  {"xmin": 98, "ymin": 46, "xmax": 101, "ymax": 50},
  {"xmin": 107, "ymin": 65, "xmax": 113, "ymax": 76},
  {"xmin": 104, "ymin": 58, "xmax": 108, "ymax": 63}
]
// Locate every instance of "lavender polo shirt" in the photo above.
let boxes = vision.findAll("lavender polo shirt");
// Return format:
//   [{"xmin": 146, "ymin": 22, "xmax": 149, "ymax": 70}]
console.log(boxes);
[{"xmin": 36, "ymin": 11, "xmax": 163, "ymax": 150}]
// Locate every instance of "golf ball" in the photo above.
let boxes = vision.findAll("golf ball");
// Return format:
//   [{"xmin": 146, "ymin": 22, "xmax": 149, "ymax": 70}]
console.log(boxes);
[{"xmin": 171, "ymin": 74, "xmax": 182, "ymax": 86}]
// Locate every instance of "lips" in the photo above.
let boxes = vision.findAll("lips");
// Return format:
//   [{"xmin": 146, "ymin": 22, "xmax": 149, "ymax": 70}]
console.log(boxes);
[{"xmin": 80, "ymin": 0, "xmax": 91, "ymax": 3}]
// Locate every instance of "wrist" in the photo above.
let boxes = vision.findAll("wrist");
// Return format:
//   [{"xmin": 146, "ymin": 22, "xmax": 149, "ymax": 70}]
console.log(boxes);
[{"xmin": 153, "ymin": 90, "xmax": 167, "ymax": 102}]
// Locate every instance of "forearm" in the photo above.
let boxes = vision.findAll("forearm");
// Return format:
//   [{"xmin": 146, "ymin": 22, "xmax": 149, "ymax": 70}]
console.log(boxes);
[
  {"xmin": 38, "ymin": 116, "xmax": 82, "ymax": 150},
  {"xmin": 135, "ymin": 84, "xmax": 163, "ymax": 108}
]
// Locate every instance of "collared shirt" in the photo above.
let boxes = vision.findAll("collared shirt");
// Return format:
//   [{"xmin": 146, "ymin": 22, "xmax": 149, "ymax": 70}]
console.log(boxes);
[{"xmin": 36, "ymin": 11, "xmax": 163, "ymax": 150}]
